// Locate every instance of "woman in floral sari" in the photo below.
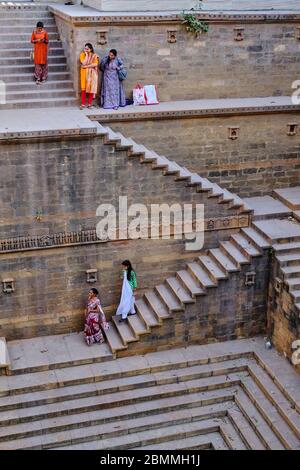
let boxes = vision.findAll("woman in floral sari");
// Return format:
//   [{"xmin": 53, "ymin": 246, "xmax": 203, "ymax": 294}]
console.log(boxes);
[
  {"xmin": 84, "ymin": 288, "xmax": 109, "ymax": 345},
  {"xmin": 79, "ymin": 43, "xmax": 99, "ymax": 109}
]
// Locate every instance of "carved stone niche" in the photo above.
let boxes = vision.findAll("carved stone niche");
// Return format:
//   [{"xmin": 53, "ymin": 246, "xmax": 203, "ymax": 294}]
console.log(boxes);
[
  {"xmin": 234, "ymin": 27, "xmax": 244, "ymax": 41},
  {"xmin": 228, "ymin": 126, "xmax": 239, "ymax": 140},
  {"xmin": 287, "ymin": 122, "xmax": 298, "ymax": 136},
  {"xmin": 167, "ymin": 29, "xmax": 178, "ymax": 44},
  {"xmin": 2, "ymin": 279, "xmax": 15, "ymax": 294},
  {"xmin": 86, "ymin": 269, "xmax": 98, "ymax": 283},
  {"xmin": 96, "ymin": 30, "xmax": 108, "ymax": 46},
  {"xmin": 245, "ymin": 271, "xmax": 256, "ymax": 287},
  {"xmin": 295, "ymin": 26, "xmax": 300, "ymax": 40},
  {"xmin": 274, "ymin": 276, "xmax": 283, "ymax": 294}
]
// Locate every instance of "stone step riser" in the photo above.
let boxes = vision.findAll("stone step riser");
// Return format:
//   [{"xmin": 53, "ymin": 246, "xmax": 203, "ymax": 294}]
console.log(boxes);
[
  {"xmin": 12, "ymin": 419, "xmax": 223, "ymax": 450},
  {"xmin": 1, "ymin": 364, "xmax": 247, "ymax": 412},
  {"xmin": 23, "ymin": 413, "xmax": 227, "ymax": 450},
  {"xmin": 7, "ymin": 351, "xmax": 251, "ymax": 391},
  {"xmin": 175, "ymin": 272, "xmax": 203, "ymax": 298},
  {"xmin": 0, "ymin": 402, "xmax": 229, "ymax": 445},
  {"xmin": 0, "ymin": 380, "xmax": 239, "ymax": 428},
  {"xmin": 241, "ymin": 384, "xmax": 292, "ymax": 449},
  {"xmin": 0, "ymin": 72, "xmax": 70, "ymax": 82},
  {"xmin": 0, "ymin": 25, "xmax": 57, "ymax": 33},
  {"xmin": 230, "ymin": 237, "xmax": 260, "ymax": 260},
  {"xmin": 219, "ymin": 245, "xmax": 241, "ymax": 269},
  {"xmin": 6, "ymin": 81, "xmax": 74, "ymax": 92},
  {"xmin": 1, "ymin": 99, "xmax": 78, "ymax": 110},
  {"xmin": 0, "ymin": 40, "xmax": 62, "ymax": 50},
  {"xmin": 275, "ymin": 248, "xmax": 300, "ymax": 256},
  {"xmin": 154, "ymin": 285, "xmax": 183, "ymax": 313},
  {"xmin": 278, "ymin": 258, "xmax": 300, "ymax": 267},
  {"xmin": 248, "ymin": 371, "xmax": 300, "ymax": 442},
  {"xmin": 284, "ymin": 271, "xmax": 300, "ymax": 280},
  {"xmin": 0, "ymin": 56, "xmax": 67, "ymax": 66},
  {"xmin": 0, "ymin": 32, "xmax": 59, "ymax": 42},
  {"xmin": 3, "ymin": 48, "xmax": 68, "ymax": 58},
  {"xmin": 287, "ymin": 281, "xmax": 300, "ymax": 291},
  {"xmin": 0, "ymin": 18, "xmax": 54, "ymax": 26},
  {"xmin": 197, "ymin": 257, "xmax": 223, "ymax": 284},
  {"xmin": 5, "ymin": 90, "xmax": 76, "ymax": 101},
  {"xmin": 0, "ymin": 64, "xmax": 69, "ymax": 74}
]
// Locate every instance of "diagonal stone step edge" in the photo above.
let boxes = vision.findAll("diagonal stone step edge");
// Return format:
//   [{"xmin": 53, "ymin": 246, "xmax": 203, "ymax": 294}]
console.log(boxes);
[
  {"xmin": 0, "ymin": 395, "xmax": 233, "ymax": 444},
  {"xmin": 247, "ymin": 362, "xmax": 300, "ymax": 439},
  {"xmin": 1, "ymin": 349, "xmax": 255, "ymax": 396},
  {"xmin": 218, "ymin": 419, "xmax": 248, "ymax": 450},
  {"xmin": 0, "ymin": 358, "xmax": 249, "ymax": 411},
  {"xmin": 226, "ymin": 407, "xmax": 266, "ymax": 450},
  {"xmin": 252, "ymin": 351, "xmax": 300, "ymax": 414},
  {"xmin": 234, "ymin": 389, "xmax": 285, "ymax": 450},
  {"xmin": 239, "ymin": 377, "xmax": 299, "ymax": 449},
  {"xmin": 100, "ymin": 126, "xmax": 251, "ymax": 215},
  {"xmin": 0, "ymin": 374, "xmax": 244, "ymax": 428},
  {"xmin": 135, "ymin": 432, "xmax": 227, "ymax": 450},
  {"xmin": 0, "ymin": 403, "xmax": 232, "ymax": 450},
  {"xmin": 30, "ymin": 418, "xmax": 231, "ymax": 451}
]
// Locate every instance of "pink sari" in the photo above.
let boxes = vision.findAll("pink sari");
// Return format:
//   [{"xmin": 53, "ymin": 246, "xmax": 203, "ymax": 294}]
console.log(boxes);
[{"xmin": 84, "ymin": 297, "xmax": 109, "ymax": 345}]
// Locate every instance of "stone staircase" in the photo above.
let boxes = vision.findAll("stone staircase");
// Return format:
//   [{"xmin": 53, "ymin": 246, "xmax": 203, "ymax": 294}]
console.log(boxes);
[
  {"xmin": 255, "ymin": 215, "xmax": 300, "ymax": 315},
  {"xmin": 0, "ymin": 338, "xmax": 300, "ymax": 449},
  {"xmin": 0, "ymin": 2, "xmax": 77, "ymax": 109},
  {"xmin": 90, "ymin": 124, "xmax": 268, "ymax": 355},
  {"xmin": 96, "ymin": 123, "xmax": 253, "ymax": 216}
]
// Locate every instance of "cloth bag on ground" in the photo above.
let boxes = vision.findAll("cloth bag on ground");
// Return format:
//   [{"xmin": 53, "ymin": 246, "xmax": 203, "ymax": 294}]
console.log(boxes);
[
  {"xmin": 133, "ymin": 84, "xmax": 146, "ymax": 106},
  {"xmin": 116, "ymin": 271, "xmax": 135, "ymax": 319},
  {"xmin": 144, "ymin": 85, "xmax": 159, "ymax": 105}
]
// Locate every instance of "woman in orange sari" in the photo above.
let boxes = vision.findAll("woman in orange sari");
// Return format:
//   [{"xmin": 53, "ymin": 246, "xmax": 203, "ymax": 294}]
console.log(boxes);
[
  {"xmin": 31, "ymin": 21, "xmax": 49, "ymax": 84},
  {"xmin": 80, "ymin": 43, "xmax": 99, "ymax": 109}
]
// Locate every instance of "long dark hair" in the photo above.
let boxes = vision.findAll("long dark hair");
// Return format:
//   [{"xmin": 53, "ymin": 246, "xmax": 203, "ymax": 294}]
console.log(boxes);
[
  {"xmin": 85, "ymin": 43, "xmax": 94, "ymax": 53},
  {"xmin": 90, "ymin": 287, "xmax": 98, "ymax": 296},
  {"xmin": 122, "ymin": 260, "xmax": 134, "ymax": 281}
]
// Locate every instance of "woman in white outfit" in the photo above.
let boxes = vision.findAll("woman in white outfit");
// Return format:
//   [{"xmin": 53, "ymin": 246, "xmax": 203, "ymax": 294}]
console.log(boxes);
[{"xmin": 116, "ymin": 260, "xmax": 137, "ymax": 323}]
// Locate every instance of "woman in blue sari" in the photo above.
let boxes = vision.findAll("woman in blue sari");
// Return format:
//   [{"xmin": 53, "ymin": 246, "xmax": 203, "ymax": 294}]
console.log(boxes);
[{"xmin": 100, "ymin": 49, "xmax": 126, "ymax": 110}]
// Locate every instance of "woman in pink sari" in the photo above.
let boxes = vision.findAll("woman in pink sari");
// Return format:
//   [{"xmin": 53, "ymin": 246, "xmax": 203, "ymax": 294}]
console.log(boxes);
[{"xmin": 84, "ymin": 288, "xmax": 109, "ymax": 345}]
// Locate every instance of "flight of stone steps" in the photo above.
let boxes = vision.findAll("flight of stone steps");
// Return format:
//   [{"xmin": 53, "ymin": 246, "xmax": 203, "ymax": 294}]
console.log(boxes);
[
  {"xmin": 96, "ymin": 123, "xmax": 253, "ymax": 216},
  {"xmin": 91, "ymin": 124, "xmax": 265, "ymax": 355},
  {"xmin": 254, "ymin": 203, "xmax": 300, "ymax": 315},
  {"xmin": 0, "ymin": 338, "xmax": 299, "ymax": 449},
  {"xmin": 0, "ymin": 2, "xmax": 77, "ymax": 109}
]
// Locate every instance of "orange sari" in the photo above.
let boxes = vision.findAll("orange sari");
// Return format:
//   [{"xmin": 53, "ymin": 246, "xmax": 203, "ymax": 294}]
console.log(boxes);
[{"xmin": 80, "ymin": 51, "xmax": 99, "ymax": 95}]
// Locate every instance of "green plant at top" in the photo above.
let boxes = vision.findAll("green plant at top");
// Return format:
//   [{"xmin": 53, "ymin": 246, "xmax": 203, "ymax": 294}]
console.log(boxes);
[{"xmin": 181, "ymin": 1, "xmax": 209, "ymax": 36}]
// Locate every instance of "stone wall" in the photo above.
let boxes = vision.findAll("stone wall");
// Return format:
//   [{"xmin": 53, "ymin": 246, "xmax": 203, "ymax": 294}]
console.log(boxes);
[
  {"xmin": 110, "ymin": 113, "xmax": 300, "ymax": 198},
  {"xmin": 118, "ymin": 255, "xmax": 269, "ymax": 357},
  {"xmin": 0, "ymin": 134, "xmax": 246, "ymax": 339},
  {"xmin": 267, "ymin": 255, "xmax": 300, "ymax": 367},
  {"xmin": 53, "ymin": 13, "xmax": 300, "ymax": 101}
]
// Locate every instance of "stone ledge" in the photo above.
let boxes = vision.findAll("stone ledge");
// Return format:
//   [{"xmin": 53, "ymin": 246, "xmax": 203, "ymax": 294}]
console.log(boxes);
[
  {"xmin": 49, "ymin": 4, "xmax": 300, "ymax": 25},
  {"xmin": 87, "ymin": 96, "xmax": 300, "ymax": 123}
]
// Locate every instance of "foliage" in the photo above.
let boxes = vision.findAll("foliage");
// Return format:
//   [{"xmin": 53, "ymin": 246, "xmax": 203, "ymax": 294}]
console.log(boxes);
[{"xmin": 181, "ymin": 1, "xmax": 209, "ymax": 36}]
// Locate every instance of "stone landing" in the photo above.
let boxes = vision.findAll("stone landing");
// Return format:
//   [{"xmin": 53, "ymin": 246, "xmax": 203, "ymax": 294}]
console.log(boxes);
[
  {"xmin": 0, "ymin": 107, "xmax": 97, "ymax": 140},
  {"xmin": 0, "ymin": 337, "xmax": 300, "ymax": 449},
  {"xmin": 86, "ymin": 96, "xmax": 300, "ymax": 123}
]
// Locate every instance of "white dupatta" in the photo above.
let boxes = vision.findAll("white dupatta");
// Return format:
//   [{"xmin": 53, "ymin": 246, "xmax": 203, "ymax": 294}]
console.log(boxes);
[{"xmin": 116, "ymin": 270, "xmax": 134, "ymax": 319}]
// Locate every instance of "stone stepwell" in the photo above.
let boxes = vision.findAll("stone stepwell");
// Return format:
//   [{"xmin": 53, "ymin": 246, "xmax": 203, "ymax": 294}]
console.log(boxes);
[
  {"xmin": 0, "ymin": 3, "xmax": 77, "ymax": 109},
  {"xmin": 0, "ymin": 337, "xmax": 300, "ymax": 450}
]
